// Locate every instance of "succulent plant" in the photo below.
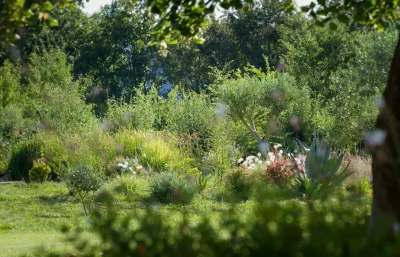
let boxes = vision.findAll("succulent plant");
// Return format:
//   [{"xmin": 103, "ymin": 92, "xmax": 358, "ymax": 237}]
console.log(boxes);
[{"xmin": 295, "ymin": 137, "xmax": 351, "ymax": 199}]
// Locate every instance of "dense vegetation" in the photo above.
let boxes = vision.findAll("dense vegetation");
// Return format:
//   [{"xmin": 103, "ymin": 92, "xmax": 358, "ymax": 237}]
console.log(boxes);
[{"xmin": 0, "ymin": 0, "xmax": 399, "ymax": 255}]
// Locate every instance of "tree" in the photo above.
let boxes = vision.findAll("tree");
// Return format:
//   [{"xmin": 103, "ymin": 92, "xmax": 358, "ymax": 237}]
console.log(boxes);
[{"xmin": 73, "ymin": 1, "xmax": 153, "ymax": 109}]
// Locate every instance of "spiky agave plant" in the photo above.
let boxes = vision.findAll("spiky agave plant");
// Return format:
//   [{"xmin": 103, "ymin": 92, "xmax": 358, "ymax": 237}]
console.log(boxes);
[{"xmin": 295, "ymin": 137, "xmax": 351, "ymax": 200}]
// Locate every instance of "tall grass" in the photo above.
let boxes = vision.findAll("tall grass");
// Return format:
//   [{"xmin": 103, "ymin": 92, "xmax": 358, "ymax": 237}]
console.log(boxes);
[{"xmin": 115, "ymin": 130, "xmax": 195, "ymax": 173}]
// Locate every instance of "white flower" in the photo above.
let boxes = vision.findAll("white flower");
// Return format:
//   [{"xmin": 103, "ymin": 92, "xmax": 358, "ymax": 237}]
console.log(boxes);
[
  {"xmin": 117, "ymin": 163, "xmax": 124, "ymax": 167},
  {"xmin": 136, "ymin": 165, "xmax": 143, "ymax": 170},
  {"xmin": 143, "ymin": 153, "xmax": 147, "ymax": 157}
]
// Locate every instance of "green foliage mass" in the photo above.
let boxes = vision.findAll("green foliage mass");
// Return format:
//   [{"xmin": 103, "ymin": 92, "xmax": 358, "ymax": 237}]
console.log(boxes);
[
  {"xmin": 213, "ymin": 71, "xmax": 313, "ymax": 144},
  {"xmin": 224, "ymin": 168, "xmax": 253, "ymax": 200},
  {"xmin": 150, "ymin": 172, "xmax": 197, "ymax": 204},
  {"xmin": 8, "ymin": 139, "xmax": 44, "ymax": 181},
  {"xmin": 62, "ymin": 187, "xmax": 393, "ymax": 257},
  {"xmin": 29, "ymin": 157, "xmax": 51, "ymax": 183}
]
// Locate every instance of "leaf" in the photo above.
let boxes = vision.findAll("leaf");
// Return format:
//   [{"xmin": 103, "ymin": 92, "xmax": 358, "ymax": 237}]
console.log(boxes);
[
  {"xmin": 42, "ymin": 1, "xmax": 54, "ymax": 12},
  {"xmin": 329, "ymin": 22, "xmax": 338, "ymax": 31},
  {"xmin": 47, "ymin": 18, "xmax": 58, "ymax": 27},
  {"xmin": 192, "ymin": 36, "xmax": 205, "ymax": 44},
  {"xmin": 151, "ymin": 5, "xmax": 161, "ymax": 14},
  {"xmin": 166, "ymin": 39, "xmax": 178, "ymax": 44},
  {"xmin": 337, "ymin": 14, "xmax": 350, "ymax": 24}
]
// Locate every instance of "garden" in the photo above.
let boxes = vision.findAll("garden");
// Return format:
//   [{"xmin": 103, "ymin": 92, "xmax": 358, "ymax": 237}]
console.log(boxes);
[{"xmin": 1, "ymin": 0, "xmax": 400, "ymax": 256}]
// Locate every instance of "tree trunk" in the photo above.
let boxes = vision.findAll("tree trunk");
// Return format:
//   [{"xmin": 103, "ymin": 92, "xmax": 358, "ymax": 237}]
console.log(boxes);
[{"xmin": 371, "ymin": 35, "xmax": 400, "ymax": 227}]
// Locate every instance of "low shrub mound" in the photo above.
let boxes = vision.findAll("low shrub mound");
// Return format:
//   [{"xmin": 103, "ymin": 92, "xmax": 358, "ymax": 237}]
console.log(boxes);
[
  {"xmin": 8, "ymin": 139, "xmax": 44, "ymax": 181},
  {"xmin": 224, "ymin": 168, "xmax": 253, "ymax": 200},
  {"xmin": 150, "ymin": 172, "xmax": 197, "ymax": 204},
  {"xmin": 29, "ymin": 158, "xmax": 51, "ymax": 183}
]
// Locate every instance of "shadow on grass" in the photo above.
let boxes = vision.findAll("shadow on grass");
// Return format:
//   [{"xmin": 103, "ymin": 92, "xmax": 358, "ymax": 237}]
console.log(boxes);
[
  {"xmin": 38, "ymin": 194, "xmax": 74, "ymax": 205},
  {"xmin": 35, "ymin": 213, "xmax": 71, "ymax": 218}
]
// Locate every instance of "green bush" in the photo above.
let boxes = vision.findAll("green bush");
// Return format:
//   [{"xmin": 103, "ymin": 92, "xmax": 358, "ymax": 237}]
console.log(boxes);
[
  {"xmin": 65, "ymin": 165, "xmax": 103, "ymax": 215},
  {"xmin": 224, "ymin": 168, "xmax": 253, "ymax": 200},
  {"xmin": 164, "ymin": 89, "xmax": 215, "ymax": 140},
  {"xmin": 29, "ymin": 158, "xmax": 51, "ymax": 183},
  {"xmin": 23, "ymin": 50, "xmax": 97, "ymax": 135},
  {"xmin": 36, "ymin": 133, "xmax": 70, "ymax": 180},
  {"xmin": 213, "ymin": 72, "xmax": 313, "ymax": 146},
  {"xmin": 8, "ymin": 139, "xmax": 44, "ymax": 181},
  {"xmin": 150, "ymin": 172, "xmax": 197, "ymax": 204}
]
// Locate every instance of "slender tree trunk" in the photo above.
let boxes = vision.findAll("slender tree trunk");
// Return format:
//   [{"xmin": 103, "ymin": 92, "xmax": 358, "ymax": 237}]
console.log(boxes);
[{"xmin": 371, "ymin": 35, "xmax": 400, "ymax": 227}]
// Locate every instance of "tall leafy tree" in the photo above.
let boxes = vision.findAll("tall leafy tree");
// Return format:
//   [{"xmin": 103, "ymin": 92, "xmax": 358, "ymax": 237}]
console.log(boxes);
[{"xmin": 73, "ymin": 0, "xmax": 154, "ymax": 114}]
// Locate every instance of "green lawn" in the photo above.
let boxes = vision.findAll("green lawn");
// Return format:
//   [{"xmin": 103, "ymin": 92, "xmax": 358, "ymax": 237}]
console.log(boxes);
[{"xmin": 0, "ymin": 182, "xmax": 84, "ymax": 256}]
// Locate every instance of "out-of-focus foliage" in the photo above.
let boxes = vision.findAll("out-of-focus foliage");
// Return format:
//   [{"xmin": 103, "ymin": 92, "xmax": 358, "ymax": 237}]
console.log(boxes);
[
  {"xmin": 0, "ymin": 0, "xmax": 78, "ymax": 46},
  {"xmin": 62, "ymin": 187, "xmax": 400, "ymax": 257}
]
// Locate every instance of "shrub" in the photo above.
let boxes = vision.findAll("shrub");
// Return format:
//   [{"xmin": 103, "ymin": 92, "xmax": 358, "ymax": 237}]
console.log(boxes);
[
  {"xmin": 111, "ymin": 176, "xmax": 137, "ymax": 195},
  {"xmin": 265, "ymin": 159, "xmax": 295, "ymax": 185},
  {"xmin": 29, "ymin": 158, "xmax": 51, "ymax": 183},
  {"xmin": 213, "ymin": 73, "xmax": 313, "ymax": 146},
  {"xmin": 164, "ymin": 89, "xmax": 215, "ymax": 142},
  {"xmin": 264, "ymin": 144, "xmax": 297, "ymax": 185},
  {"xmin": 8, "ymin": 139, "xmax": 44, "ymax": 181},
  {"xmin": 65, "ymin": 165, "xmax": 103, "ymax": 215},
  {"xmin": 24, "ymin": 50, "xmax": 97, "ymax": 134},
  {"xmin": 347, "ymin": 177, "xmax": 372, "ymax": 195},
  {"xmin": 37, "ymin": 133, "xmax": 70, "ymax": 180},
  {"xmin": 150, "ymin": 172, "xmax": 197, "ymax": 204},
  {"xmin": 224, "ymin": 168, "xmax": 253, "ymax": 200}
]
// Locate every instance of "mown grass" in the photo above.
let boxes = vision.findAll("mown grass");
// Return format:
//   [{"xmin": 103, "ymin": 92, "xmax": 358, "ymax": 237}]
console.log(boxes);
[{"xmin": 0, "ymin": 182, "xmax": 82, "ymax": 256}]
